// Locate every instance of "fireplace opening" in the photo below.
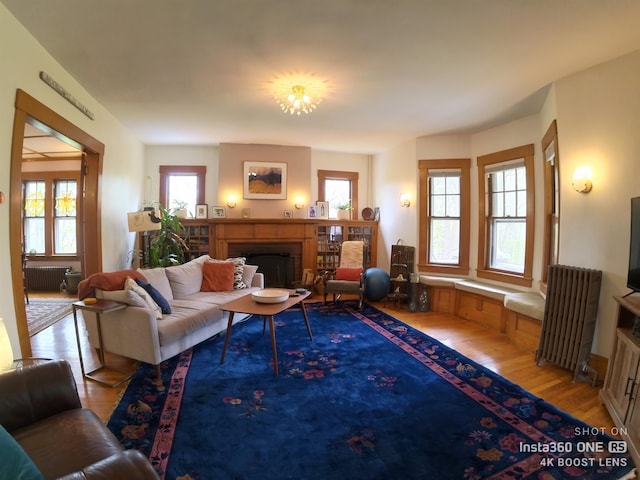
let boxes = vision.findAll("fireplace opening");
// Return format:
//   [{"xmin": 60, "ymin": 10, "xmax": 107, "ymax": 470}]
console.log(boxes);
[{"xmin": 245, "ymin": 252, "xmax": 294, "ymax": 288}]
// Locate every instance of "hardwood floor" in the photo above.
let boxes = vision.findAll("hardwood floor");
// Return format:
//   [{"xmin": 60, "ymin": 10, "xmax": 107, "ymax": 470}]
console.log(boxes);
[{"xmin": 29, "ymin": 294, "xmax": 616, "ymax": 436}]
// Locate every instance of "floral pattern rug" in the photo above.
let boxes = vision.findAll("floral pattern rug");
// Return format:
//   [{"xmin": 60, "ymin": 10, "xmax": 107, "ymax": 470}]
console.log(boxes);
[{"xmin": 106, "ymin": 302, "xmax": 634, "ymax": 479}]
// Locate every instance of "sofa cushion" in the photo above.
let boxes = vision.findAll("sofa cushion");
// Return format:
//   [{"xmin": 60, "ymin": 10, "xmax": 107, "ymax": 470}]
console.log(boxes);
[
  {"xmin": 156, "ymin": 301, "xmax": 222, "ymax": 346},
  {"xmin": 243, "ymin": 265, "xmax": 259, "ymax": 289},
  {"xmin": 135, "ymin": 278, "xmax": 172, "ymax": 314},
  {"xmin": 0, "ymin": 424, "xmax": 44, "ymax": 480},
  {"xmin": 95, "ymin": 289, "xmax": 148, "ymax": 308},
  {"xmin": 165, "ymin": 259, "xmax": 206, "ymax": 298},
  {"xmin": 136, "ymin": 267, "xmax": 173, "ymax": 301},
  {"xmin": 124, "ymin": 277, "xmax": 162, "ymax": 319},
  {"xmin": 201, "ymin": 261, "xmax": 235, "ymax": 292}
]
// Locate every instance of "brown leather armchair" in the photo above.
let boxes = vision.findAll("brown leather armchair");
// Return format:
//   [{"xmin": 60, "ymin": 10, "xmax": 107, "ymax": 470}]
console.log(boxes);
[{"xmin": 0, "ymin": 360, "xmax": 158, "ymax": 480}]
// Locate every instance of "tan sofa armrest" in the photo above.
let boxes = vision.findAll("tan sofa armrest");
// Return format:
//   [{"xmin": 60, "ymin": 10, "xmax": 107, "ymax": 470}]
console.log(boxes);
[{"xmin": 83, "ymin": 306, "xmax": 163, "ymax": 366}]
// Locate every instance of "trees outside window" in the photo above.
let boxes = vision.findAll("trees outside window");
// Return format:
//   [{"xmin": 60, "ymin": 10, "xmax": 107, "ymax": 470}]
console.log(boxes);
[
  {"xmin": 418, "ymin": 159, "xmax": 470, "ymax": 276},
  {"xmin": 477, "ymin": 145, "xmax": 535, "ymax": 287}
]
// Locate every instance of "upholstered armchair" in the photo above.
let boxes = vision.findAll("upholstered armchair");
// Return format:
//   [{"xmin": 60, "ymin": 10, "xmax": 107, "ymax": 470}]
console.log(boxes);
[{"xmin": 323, "ymin": 240, "xmax": 368, "ymax": 309}]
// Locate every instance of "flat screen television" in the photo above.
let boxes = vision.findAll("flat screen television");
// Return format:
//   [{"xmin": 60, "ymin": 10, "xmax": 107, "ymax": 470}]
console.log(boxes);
[{"xmin": 626, "ymin": 196, "xmax": 640, "ymax": 293}]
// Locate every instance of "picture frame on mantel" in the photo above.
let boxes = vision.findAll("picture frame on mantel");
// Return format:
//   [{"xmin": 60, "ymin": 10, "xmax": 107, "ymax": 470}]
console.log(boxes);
[
  {"xmin": 243, "ymin": 161, "xmax": 287, "ymax": 199},
  {"xmin": 211, "ymin": 206, "xmax": 226, "ymax": 218},
  {"xmin": 195, "ymin": 204, "xmax": 208, "ymax": 219}
]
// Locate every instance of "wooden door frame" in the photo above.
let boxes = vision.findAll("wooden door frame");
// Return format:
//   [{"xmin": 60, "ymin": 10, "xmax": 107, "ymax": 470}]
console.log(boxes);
[{"xmin": 10, "ymin": 89, "xmax": 104, "ymax": 357}]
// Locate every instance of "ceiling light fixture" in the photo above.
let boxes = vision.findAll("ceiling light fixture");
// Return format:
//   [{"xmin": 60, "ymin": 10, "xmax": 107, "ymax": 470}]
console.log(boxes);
[
  {"xmin": 276, "ymin": 85, "xmax": 320, "ymax": 115},
  {"xmin": 270, "ymin": 74, "xmax": 327, "ymax": 115}
]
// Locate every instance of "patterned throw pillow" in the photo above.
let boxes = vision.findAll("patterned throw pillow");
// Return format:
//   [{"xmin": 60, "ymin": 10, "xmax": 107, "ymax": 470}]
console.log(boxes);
[{"xmin": 225, "ymin": 257, "xmax": 247, "ymax": 289}]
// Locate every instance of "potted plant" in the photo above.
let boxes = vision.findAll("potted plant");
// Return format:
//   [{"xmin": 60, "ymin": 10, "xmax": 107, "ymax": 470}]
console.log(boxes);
[
  {"xmin": 336, "ymin": 201, "xmax": 353, "ymax": 220},
  {"xmin": 172, "ymin": 200, "xmax": 189, "ymax": 219},
  {"xmin": 148, "ymin": 205, "xmax": 189, "ymax": 267}
]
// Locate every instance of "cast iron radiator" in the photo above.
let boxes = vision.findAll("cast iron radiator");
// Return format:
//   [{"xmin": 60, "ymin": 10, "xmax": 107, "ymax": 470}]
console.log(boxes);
[
  {"xmin": 536, "ymin": 264, "xmax": 602, "ymax": 385},
  {"xmin": 24, "ymin": 266, "xmax": 71, "ymax": 291}
]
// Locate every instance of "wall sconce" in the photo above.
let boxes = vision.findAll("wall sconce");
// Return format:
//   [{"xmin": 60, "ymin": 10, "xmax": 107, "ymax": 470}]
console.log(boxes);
[
  {"xmin": 294, "ymin": 196, "xmax": 305, "ymax": 209},
  {"xmin": 572, "ymin": 167, "xmax": 593, "ymax": 193},
  {"xmin": 227, "ymin": 195, "xmax": 237, "ymax": 208},
  {"xmin": 400, "ymin": 193, "xmax": 411, "ymax": 207}
]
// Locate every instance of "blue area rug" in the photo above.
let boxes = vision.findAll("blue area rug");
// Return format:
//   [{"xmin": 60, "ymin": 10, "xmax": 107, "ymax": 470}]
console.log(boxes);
[{"xmin": 107, "ymin": 302, "xmax": 634, "ymax": 479}]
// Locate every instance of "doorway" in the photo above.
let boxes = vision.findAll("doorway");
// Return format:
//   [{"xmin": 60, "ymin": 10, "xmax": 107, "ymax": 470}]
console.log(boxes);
[{"xmin": 10, "ymin": 89, "xmax": 104, "ymax": 357}]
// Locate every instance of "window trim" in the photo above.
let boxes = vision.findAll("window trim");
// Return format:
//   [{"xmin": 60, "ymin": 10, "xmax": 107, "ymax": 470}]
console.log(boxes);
[
  {"xmin": 418, "ymin": 159, "xmax": 471, "ymax": 275},
  {"xmin": 477, "ymin": 145, "xmax": 535, "ymax": 287},
  {"xmin": 317, "ymin": 169, "xmax": 359, "ymax": 220},
  {"xmin": 540, "ymin": 120, "xmax": 560, "ymax": 294},
  {"xmin": 159, "ymin": 165, "xmax": 206, "ymax": 210},
  {"xmin": 22, "ymin": 171, "xmax": 81, "ymax": 260}
]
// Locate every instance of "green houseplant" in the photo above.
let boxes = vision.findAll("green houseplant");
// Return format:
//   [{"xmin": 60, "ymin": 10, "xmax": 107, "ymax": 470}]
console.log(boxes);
[
  {"xmin": 148, "ymin": 205, "xmax": 189, "ymax": 267},
  {"xmin": 335, "ymin": 200, "xmax": 353, "ymax": 220}
]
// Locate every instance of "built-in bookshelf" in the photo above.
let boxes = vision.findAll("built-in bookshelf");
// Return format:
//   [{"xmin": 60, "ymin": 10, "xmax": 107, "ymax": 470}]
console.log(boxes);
[{"xmin": 181, "ymin": 219, "xmax": 377, "ymax": 279}]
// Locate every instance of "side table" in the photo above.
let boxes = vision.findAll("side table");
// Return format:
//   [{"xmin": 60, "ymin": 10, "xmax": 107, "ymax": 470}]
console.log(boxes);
[{"xmin": 72, "ymin": 299, "xmax": 131, "ymax": 387}]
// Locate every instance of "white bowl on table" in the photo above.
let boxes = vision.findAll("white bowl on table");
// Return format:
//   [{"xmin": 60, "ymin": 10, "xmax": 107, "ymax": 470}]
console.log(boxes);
[{"xmin": 251, "ymin": 289, "xmax": 290, "ymax": 304}]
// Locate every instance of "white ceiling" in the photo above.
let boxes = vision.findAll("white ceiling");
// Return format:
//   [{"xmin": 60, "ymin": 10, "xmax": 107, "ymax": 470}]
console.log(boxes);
[{"xmin": 4, "ymin": 0, "xmax": 640, "ymax": 154}]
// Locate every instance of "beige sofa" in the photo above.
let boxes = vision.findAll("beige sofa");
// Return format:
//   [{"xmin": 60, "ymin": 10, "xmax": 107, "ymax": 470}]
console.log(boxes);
[{"xmin": 78, "ymin": 255, "xmax": 264, "ymax": 378}]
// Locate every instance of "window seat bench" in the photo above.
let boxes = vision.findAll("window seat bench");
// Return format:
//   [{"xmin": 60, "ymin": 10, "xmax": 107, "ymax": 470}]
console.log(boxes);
[{"xmin": 419, "ymin": 275, "xmax": 545, "ymax": 353}]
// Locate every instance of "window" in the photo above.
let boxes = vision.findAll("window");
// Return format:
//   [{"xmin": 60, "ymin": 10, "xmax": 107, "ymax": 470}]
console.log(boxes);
[
  {"xmin": 53, "ymin": 179, "xmax": 78, "ymax": 254},
  {"xmin": 159, "ymin": 166, "xmax": 206, "ymax": 218},
  {"xmin": 477, "ymin": 145, "xmax": 534, "ymax": 286},
  {"xmin": 318, "ymin": 170, "xmax": 358, "ymax": 219},
  {"xmin": 540, "ymin": 120, "xmax": 560, "ymax": 292},
  {"xmin": 23, "ymin": 173, "xmax": 79, "ymax": 257},
  {"xmin": 418, "ymin": 159, "xmax": 470, "ymax": 275}
]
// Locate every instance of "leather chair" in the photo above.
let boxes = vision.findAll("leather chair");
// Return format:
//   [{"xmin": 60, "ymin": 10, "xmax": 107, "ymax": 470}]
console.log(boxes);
[
  {"xmin": 323, "ymin": 240, "xmax": 368, "ymax": 309},
  {"xmin": 0, "ymin": 360, "xmax": 158, "ymax": 480}
]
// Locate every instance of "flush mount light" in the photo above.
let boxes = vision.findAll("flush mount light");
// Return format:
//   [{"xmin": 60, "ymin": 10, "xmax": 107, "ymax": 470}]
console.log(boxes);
[{"xmin": 271, "ymin": 74, "xmax": 327, "ymax": 115}]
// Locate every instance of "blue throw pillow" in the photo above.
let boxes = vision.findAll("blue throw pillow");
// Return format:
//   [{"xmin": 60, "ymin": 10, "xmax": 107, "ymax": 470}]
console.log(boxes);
[
  {"xmin": 135, "ymin": 278, "xmax": 172, "ymax": 314},
  {"xmin": 0, "ymin": 425, "xmax": 44, "ymax": 480}
]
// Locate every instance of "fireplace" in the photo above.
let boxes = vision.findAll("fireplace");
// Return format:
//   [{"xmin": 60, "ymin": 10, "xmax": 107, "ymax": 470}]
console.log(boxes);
[{"xmin": 228, "ymin": 242, "xmax": 302, "ymax": 288}]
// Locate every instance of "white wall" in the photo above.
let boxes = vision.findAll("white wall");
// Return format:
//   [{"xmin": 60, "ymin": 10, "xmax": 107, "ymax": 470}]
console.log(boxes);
[
  {"xmin": 0, "ymin": 5, "xmax": 144, "ymax": 355},
  {"xmin": 373, "ymin": 139, "xmax": 418, "ymax": 269},
  {"xmin": 145, "ymin": 145, "xmax": 220, "ymax": 214},
  {"xmin": 374, "ymin": 50, "xmax": 640, "ymax": 359},
  {"xmin": 311, "ymin": 150, "xmax": 371, "ymax": 215},
  {"xmin": 554, "ymin": 49, "xmax": 640, "ymax": 356}
]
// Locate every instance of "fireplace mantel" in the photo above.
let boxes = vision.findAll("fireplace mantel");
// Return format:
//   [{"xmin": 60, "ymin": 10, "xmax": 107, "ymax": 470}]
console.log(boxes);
[{"xmin": 182, "ymin": 219, "xmax": 377, "ymax": 284}]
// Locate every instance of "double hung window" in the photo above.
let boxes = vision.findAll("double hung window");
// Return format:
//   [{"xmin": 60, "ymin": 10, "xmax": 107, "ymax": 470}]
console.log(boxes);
[
  {"xmin": 23, "ymin": 174, "xmax": 79, "ymax": 257},
  {"xmin": 477, "ymin": 145, "xmax": 534, "ymax": 286},
  {"xmin": 418, "ymin": 159, "xmax": 470, "ymax": 275}
]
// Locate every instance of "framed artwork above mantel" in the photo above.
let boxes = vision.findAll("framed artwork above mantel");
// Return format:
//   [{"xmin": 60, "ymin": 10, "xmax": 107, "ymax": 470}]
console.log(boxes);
[{"xmin": 243, "ymin": 161, "xmax": 287, "ymax": 199}]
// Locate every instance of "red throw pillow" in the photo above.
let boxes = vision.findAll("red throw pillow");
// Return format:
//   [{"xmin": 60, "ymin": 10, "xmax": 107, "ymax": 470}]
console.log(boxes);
[
  {"xmin": 201, "ymin": 261, "xmax": 235, "ymax": 292},
  {"xmin": 335, "ymin": 267, "xmax": 362, "ymax": 281}
]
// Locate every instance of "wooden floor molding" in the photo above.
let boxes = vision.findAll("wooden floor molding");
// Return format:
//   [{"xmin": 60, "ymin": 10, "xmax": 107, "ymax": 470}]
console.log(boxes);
[{"xmin": 30, "ymin": 294, "xmax": 616, "ymax": 436}]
